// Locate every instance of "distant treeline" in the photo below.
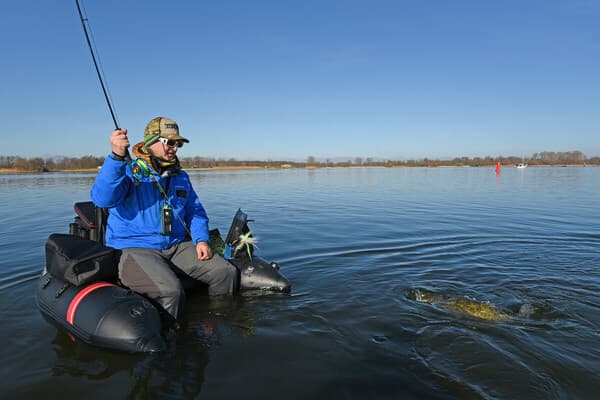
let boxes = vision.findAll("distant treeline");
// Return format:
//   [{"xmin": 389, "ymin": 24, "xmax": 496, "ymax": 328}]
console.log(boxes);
[
  {"xmin": 1, "ymin": 151, "xmax": 598, "ymax": 172},
  {"xmin": 0, "ymin": 155, "xmax": 105, "ymax": 172}
]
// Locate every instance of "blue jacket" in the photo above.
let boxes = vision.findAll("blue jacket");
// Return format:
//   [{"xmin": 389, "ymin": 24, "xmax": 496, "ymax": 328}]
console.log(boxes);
[{"xmin": 90, "ymin": 155, "xmax": 210, "ymax": 250}]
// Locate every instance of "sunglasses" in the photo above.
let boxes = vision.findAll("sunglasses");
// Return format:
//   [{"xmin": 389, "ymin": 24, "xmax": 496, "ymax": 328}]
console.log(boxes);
[{"xmin": 159, "ymin": 137, "xmax": 184, "ymax": 148}]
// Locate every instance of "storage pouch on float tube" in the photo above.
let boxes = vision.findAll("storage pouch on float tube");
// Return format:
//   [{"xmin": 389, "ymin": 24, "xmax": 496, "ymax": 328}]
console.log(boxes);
[{"xmin": 45, "ymin": 233, "xmax": 117, "ymax": 286}]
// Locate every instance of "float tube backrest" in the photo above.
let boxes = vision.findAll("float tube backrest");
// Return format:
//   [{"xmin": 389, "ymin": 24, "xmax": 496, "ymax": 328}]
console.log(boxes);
[{"xmin": 71, "ymin": 201, "xmax": 108, "ymax": 245}]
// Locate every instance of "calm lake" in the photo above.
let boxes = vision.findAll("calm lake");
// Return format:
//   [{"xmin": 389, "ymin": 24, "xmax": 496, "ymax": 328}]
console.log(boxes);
[{"xmin": 1, "ymin": 166, "xmax": 599, "ymax": 399}]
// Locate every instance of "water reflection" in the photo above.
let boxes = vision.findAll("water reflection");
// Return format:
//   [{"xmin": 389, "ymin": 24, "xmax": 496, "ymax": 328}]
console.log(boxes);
[
  {"xmin": 47, "ymin": 294, "xmax": 260, "ymax": 399},
  {"xmin": 51, "ymin": 330, "xmax": 140, "ymax": 380},
  {"xmin": 49, "ymin": 324, "xmax": 210, "ymax": 398}
]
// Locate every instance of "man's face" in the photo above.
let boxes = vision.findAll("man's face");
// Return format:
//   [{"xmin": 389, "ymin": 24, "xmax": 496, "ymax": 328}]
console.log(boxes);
[{"xmin": 149, "ymin": 138, "xmax": 183, "ymax": 160}]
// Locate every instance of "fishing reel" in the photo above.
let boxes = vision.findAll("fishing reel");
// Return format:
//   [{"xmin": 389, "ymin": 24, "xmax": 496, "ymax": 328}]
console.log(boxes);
[{"xmin": 130, "ymin": 158, "xmax": 151, "ymax": 181}]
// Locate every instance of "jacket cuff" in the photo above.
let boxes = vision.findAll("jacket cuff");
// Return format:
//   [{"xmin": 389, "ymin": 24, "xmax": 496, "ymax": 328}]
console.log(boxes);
[{"xmin": 110, "ymin": 151, "xmax": 126, "ymax": 162}]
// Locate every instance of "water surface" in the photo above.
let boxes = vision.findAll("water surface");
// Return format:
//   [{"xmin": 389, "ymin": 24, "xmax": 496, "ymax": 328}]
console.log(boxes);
[{"xmin": 1, "ymin": 167, "xmax": 599, "ymax": 399}]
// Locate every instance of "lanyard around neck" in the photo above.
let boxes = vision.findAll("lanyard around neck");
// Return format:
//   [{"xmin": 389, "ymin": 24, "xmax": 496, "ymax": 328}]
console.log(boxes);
[{"xmin": 152, "ymin": 175, "xmax": 171, "ymax": 200}]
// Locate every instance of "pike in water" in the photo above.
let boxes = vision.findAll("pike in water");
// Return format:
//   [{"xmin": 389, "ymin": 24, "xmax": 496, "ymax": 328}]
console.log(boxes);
[{"xmin": 407, "ymin": 288, "xmax": 538, "ymax": 321}]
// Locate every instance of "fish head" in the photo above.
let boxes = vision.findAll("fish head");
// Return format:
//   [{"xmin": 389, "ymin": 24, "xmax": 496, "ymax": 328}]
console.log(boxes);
[{"xmin": 407, "ymin": 288, "xmax": 445, "ymax": 304}]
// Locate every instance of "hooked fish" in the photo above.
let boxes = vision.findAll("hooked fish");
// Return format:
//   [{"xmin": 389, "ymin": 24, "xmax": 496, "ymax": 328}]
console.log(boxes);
[{"xmin": 408, "ymin": 288, "xmax": 512, "ymax": 321}]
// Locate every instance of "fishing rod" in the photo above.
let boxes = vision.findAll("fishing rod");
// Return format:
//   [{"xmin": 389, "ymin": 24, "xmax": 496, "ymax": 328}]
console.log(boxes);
[
  {"xmin": 73, "ymin": 0, "xmax": 162, "ymax": 185},
  {"xmin": 74, "ymin": 0, "xmax": 138, "ymax": 167},
  {"xmin": 73, "ymin": 1, "xmax": 186, "ymax": 231},
  {"xmin": 74, "ymin": 0, "xmax": 120, "ymax": 130}
]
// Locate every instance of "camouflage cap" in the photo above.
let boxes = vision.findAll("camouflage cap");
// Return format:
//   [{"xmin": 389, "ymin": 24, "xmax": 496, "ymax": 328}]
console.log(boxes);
[{"xmin": 143, "ymin": 117, "xmax": 190, "ymax": 147}]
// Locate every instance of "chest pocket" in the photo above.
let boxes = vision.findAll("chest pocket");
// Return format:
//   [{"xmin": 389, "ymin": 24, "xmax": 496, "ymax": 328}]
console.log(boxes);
[{"xmin": 172, "ymin": 185, "xmax": 188, "ymax": 208}]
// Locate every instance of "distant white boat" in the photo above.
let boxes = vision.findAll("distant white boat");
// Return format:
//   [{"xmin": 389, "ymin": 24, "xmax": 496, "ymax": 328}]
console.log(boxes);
[{"xmin": 516, "ymin": 163, "xmax": 528, "ymax": 169}]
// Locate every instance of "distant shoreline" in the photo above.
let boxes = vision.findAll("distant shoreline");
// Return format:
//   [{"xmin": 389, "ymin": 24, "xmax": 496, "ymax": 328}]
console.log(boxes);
[
  {"xmin": 0, "ymin": 166, "xmax": 266, "ymax": 174},
  {"xmin": 1, "ymin": 164, "xmax": 597, "ymax": 175}
]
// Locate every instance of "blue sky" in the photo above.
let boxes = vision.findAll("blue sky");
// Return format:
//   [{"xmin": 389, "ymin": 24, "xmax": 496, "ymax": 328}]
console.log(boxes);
[{"xmin": 3, "ymin": 0, "xmax": 599, "ymax": 161}]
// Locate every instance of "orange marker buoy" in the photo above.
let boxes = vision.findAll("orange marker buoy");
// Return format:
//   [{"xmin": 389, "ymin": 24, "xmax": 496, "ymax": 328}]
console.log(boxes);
[{"xmin": 495, "ymin": 161, "xmax": 501, "ymax": 175}]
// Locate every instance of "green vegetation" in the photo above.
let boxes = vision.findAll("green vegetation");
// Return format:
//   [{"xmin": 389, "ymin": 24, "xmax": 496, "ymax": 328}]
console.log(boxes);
[{"xmin": 0, "ymin": 151, "xmax": 598, "ymax": 173}]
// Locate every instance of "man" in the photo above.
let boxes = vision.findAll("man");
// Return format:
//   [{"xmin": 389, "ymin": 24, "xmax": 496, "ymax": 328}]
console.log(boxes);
[{"xmin": 91, "ymin": 116, "xmax": 237, "ymax": 326}]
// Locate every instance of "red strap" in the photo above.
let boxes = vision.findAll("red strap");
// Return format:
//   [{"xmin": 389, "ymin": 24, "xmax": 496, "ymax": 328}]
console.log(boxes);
[{"xmin": 66, "ymin": 282, "xmax": 115, "ymax": 325}]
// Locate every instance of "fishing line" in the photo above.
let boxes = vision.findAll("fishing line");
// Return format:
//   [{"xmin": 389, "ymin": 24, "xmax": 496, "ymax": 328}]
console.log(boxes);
[{"xmin": 74, "ymin": 0, "xmax": 121, "ymax": 131}]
